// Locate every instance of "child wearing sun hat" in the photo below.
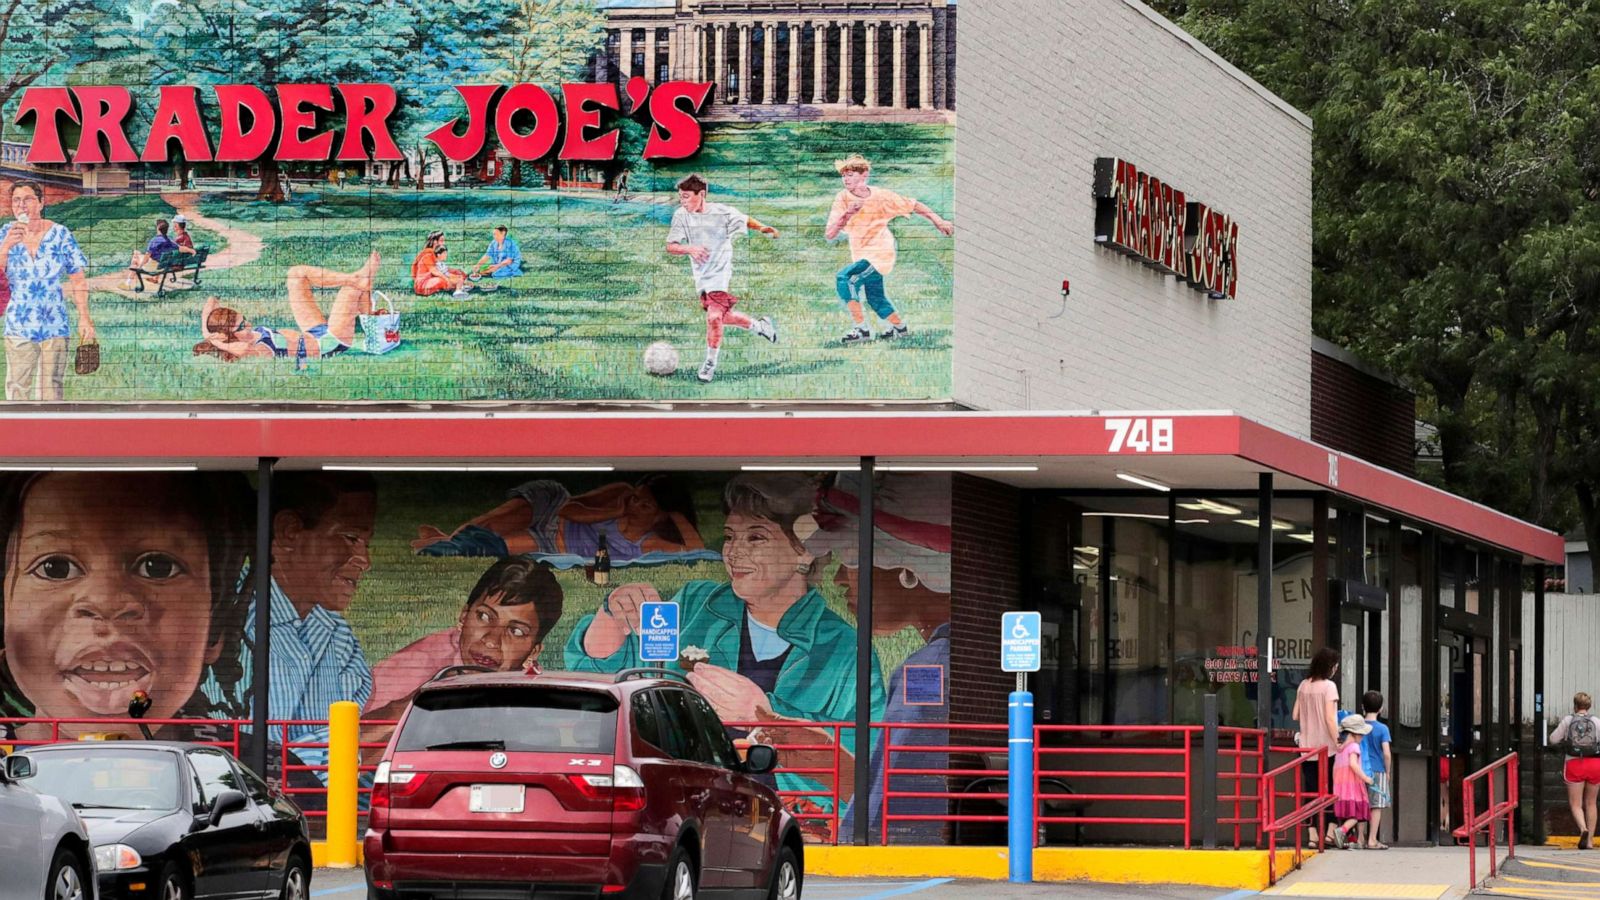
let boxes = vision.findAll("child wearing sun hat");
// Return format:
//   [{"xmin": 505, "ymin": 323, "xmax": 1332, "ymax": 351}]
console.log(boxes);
[{"xmin": 1328, "ymin": 713, "xmax": 1376, "ymax": 848}]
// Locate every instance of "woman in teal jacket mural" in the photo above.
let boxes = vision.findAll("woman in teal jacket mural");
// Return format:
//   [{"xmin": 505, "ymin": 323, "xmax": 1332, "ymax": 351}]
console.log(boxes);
[{"xmin": 565, "ymin": 473, "xmax": 885, "ymax": 819}]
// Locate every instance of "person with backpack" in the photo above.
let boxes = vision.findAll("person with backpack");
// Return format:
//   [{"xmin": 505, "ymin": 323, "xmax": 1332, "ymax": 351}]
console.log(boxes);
[{"xmin": 1551, "ymin": 692, "xmax": 1600, "ymax": 848}]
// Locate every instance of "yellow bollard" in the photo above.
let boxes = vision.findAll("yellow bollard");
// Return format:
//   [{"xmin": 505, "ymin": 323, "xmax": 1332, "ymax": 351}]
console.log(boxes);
[{"xmin": 326, "ymin": 700, "xmax": 361, "ymax": 868}]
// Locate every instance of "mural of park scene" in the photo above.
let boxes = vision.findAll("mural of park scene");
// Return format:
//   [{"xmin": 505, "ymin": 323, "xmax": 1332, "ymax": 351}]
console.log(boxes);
[
  {"xmin": 0, "ymin": 0, "xmax": 956, "ymax": 403},
  {"xmin": 0, "ymin": 469, "xmax": 953, "ymax": 841}
]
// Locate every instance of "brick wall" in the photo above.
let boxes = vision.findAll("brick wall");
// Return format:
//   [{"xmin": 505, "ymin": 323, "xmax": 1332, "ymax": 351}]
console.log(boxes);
[
  {"xmin": 949, "ymin": 473, "xmax": 1024, "ymax": 725},
  {"xmin": 1310, "ymin": 345, "xmax": 1416, "ymax": 475},
  {"xmin": 952, "ymin": 0, "xmax": 1313, "ymax": 435}
]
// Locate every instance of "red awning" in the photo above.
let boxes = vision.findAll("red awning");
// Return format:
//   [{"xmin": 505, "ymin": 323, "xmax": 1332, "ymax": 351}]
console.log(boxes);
[{"xmin": 0, "ymin": 411, "xmax": 1560, "ymax": 562}]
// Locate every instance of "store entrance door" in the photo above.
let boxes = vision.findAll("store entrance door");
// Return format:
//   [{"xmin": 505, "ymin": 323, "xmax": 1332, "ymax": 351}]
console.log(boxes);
[
  {"xmin": 1334, "ymin": 580, "xmax": 1386, "ymax": 707},
  {"xmin": 1438, "ymin": 629, "xmax": 1488, "ymax": 838}
]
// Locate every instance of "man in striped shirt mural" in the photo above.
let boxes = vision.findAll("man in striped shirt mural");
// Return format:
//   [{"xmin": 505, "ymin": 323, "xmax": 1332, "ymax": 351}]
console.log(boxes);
[{"xmin": 231, "ymin": 473, "xmax": 378, "ymax": 741}]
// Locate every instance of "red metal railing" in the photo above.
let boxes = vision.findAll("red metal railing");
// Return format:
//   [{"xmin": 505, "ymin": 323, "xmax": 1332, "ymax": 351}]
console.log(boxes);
[
  {"xmin": 1258, "ymin": 746, "xmax": 1333, "ymax": 883},
  {"xmin": 0, "ymin": 717, "xmax": 246, "ymax": 757},
  {"xmin": 3, "ymin": 714, "xmax": 1278, "ymax": 853},
  {"xmin": 1219, "ymin": 727, "xmax": 1266, "ymax": 849},
  {"xmin": 877, "ymin": 721, "xmax": 1008, "ymax": 846},
  {"xmin": 1452, "ymin": 752, "xmax": 1518, "ymax": 890},
  {"xmin": 723, "ymin": 719, "xmax": 848, "ymax": 843},
  {"xmin": 273, "ymin": 719, "xmax": 398, "ymax": 819},
  {"xmin": 1034, "ymin": 725, "xmax": 1195, "ymax": 847}
]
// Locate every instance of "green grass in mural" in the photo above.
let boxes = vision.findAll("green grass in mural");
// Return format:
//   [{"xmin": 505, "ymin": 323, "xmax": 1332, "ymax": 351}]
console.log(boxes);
[
  {"xmin": 342, "ymin": 474, "xmax": 928, "ymax": 681},
  {"xmin": 49, "ymin": 122, "xmax": 954, "ymax": 402}
]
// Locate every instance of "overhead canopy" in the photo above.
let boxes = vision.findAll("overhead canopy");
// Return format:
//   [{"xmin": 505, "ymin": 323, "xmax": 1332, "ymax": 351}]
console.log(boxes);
[{"xmin": 0, "ymin": 410, "xmax": 1560, "ymax": 563}]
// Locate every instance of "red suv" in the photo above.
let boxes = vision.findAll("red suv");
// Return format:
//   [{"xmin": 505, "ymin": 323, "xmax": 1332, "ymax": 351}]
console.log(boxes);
[{"xmin": 364, "ymin": 667, "xmax": 804, "ymax": 900}]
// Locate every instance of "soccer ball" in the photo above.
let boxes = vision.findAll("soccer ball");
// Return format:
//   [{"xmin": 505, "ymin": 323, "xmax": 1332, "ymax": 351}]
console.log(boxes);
[{"xmin": 643, "ymin": 341, "xmax": 680, "ymax": 377}]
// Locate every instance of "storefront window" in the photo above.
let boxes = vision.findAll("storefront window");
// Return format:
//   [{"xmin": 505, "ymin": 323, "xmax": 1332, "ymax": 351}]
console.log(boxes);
[
  {"xmin": 1397, "ymin": 526, "xmax": 1425, "ymax": 733},
  {"xmin": 1366, "ymin": 514, "xmax": 1392, "ymax": 709},
  {"xmin": 1172, "ymin": 497, "xmax": 1314, "ymax": 729},
  {"xmin": 1463, "ymin": 550, "xmax": 1481, "ymax": 615},
  {"xmin": 1072, "ymin": 497, "xmax": 1169, "ymax": 725},
  {"xmin": 1439, "ymin": 539, "xmax": 1459, "ymax": 608}
]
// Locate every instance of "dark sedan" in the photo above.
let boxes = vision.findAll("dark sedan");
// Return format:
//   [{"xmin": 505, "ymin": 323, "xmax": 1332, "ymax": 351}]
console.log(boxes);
[{"xmin": 17, "ymin": 742, "xmax": 311, "ymax": 900}]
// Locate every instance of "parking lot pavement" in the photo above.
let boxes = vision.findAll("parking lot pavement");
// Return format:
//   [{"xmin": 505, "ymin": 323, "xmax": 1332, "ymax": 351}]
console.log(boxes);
[{"xmin": 309, "ymin": 867, "xmax": 1252, "ymax": 900}]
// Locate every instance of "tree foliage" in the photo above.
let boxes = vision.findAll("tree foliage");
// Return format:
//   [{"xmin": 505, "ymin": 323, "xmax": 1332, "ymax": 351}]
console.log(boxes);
[{"xmin": 1158, "ymin": 0, "xmax": 1600, "ymax": 542}]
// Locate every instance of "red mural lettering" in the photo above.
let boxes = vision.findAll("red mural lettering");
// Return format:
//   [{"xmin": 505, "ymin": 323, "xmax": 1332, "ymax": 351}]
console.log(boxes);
[
  {"xmin": 559, "ymin": 83, "xmax": 620, "ymax": 161},
  {"xmin": 274, "ymin": 84, "xmax": 336, "ymax": 161},
  {"xmin": 335, "ymin": 84, "xmax": 402, "ymax": 162},
  {"xmin": 493, "ymin": 83, "xmax": 561, "ymax": 161},
  {"xmin": 643, "ymin": 81, "xmax": 712, "ymax": 160},
  {"xmin": 142, "ymin": 86, "xmax": 213, "ymax": 163},
  {"xmin": 71, "ymin": 86, "xmax": 138, "ymax": 164},
  {"xmin": 425, "ymin": 84, "xmax": 500, "ymax": 162},
  {"xmin": 214, "ymin": 85, "xmax": 277, "ymax": 162},
  {"xmin": 14, "ymin": 88, "xmax": 77, "ymax": 164}
]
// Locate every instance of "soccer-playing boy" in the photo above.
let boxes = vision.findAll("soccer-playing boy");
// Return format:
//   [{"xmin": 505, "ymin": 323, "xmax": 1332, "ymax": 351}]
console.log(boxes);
[
  {"xmin": 665, "ymin": 174, "xmax": 780, "ymax": 383},
  {"xmin": 824, "ymin": 154, "xmax": 954, "ymax": 343}
]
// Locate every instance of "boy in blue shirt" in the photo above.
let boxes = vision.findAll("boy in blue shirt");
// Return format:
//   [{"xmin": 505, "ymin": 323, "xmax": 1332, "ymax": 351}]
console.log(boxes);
[{"xmin": 1361, "ymin": 690, "xmax": 1393, "ymax": 849}]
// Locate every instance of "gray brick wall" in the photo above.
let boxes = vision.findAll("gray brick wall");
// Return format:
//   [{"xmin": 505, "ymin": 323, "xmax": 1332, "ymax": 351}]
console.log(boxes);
[{"xmin": 950, "ymin": 0, "xmax": 1313, "ymax": 436}]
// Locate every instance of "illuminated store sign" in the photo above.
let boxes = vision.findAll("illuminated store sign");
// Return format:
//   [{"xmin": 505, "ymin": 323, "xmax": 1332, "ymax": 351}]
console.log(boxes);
[
  {"xmin": 15, "ymin": 79, "xmax": 711, "ymax": 166},
  {"xmin": 1093, "ymin": 156, "xmax": 1239, "ymax": 300}
]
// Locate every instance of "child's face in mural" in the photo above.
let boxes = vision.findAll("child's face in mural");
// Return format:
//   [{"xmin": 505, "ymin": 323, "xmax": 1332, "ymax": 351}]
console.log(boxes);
[
  {"xmin": 840, "ymin": 169, "xmax": 869, "ymax": 192},
  {"xmin": 3, "ymin": 474, "xmax": 219, "ymax": 720},
  {"xmin": 457, "ymin": 592, "xmax": 541, "ymax": 671},
  {"xmin": 679, "ymin": 189, "xmax": 707, "ymax": 214},
  {"xmin": 722, "ymin": 512, "xmax": 808, "ymax": 605},
  {"xmin": 273, "ymin": 491, "xmax": 377, "ymax": 614}
]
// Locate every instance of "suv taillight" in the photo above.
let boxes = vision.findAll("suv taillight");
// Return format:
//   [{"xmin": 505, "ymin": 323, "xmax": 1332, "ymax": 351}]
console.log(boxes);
[
  {"xmin": 568, "ymin": 765, "xmax": 646, "ymax": 813},
  {"xmin": 370, "ymin": 760, "xmax": 425, "ymax": 808}
]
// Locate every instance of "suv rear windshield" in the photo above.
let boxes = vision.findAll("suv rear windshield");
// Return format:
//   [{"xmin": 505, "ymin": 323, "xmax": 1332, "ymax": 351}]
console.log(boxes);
[{"xmin": 396, "ymin": 687, "xmax": 619, "ymax": 754}]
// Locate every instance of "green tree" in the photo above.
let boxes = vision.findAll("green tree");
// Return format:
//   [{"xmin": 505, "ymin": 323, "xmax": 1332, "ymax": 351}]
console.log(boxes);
[{"xmin": 1162, "ymin": 0, "xmax": 1600, "ymax": 539}]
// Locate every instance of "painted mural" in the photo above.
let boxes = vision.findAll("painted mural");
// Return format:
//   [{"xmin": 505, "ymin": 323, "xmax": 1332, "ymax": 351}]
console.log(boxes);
[
  {"xmin": 0, "ymin": 0, "xmax": 955, "ymax": 403},
  {"xmin": 0, "ymin": 470, "xmax": 951, "ymax": 841}
]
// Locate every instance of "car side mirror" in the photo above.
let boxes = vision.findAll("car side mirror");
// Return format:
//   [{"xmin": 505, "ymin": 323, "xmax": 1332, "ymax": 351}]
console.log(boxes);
[
  {"xmin": 2, "ymin": 755, "xmax": 32, "ymax": 781},
  {"xmin": 208, "ymin": 789, "xmax": 248, "ymax": 826},
  {"xmin": 743, "ymin": 744, "xmax": 778, "ymax": 776}
]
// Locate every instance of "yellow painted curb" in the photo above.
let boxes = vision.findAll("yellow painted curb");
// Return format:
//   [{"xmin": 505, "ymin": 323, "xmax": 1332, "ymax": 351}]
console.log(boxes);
[
  {"xmin": 806, "ymin": 846, "xmax": 1274, "ymax": 891},
  {"xmin": 312, "ymin": 841, "xmax": 363, "ymax": 869}
]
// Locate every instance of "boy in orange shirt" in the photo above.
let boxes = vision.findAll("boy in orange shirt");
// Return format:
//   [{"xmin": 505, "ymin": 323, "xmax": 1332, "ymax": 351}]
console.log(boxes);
[{"xmin": 825, "ymin": 154, "xmax": 954, "ymax": 343}]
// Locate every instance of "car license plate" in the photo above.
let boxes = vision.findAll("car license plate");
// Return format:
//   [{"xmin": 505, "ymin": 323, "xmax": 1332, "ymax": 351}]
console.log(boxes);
[{"xmin": 469, "ymin": 784, "xmax": 525, "ymax": 813}]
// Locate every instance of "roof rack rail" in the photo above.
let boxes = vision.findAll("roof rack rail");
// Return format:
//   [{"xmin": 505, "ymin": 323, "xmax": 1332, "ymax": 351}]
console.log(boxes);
[
  {"xmin": 613, "ymin": 667, "xmax": 689, "ymax": 684},
  {"xmin": 429, "ymin": 664, "xmax": 496, "ymax": 683}
]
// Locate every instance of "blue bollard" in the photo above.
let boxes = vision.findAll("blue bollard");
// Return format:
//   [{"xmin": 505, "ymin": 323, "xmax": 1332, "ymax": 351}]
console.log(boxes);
[{"xmin": 1008, "ymin": 690, "xmax": 1034, "ymax": 884}]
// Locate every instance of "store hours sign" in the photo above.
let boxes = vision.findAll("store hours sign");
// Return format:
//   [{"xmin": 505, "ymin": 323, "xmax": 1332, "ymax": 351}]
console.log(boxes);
[{"xmin": 1093, "ymin": 157, "xmax": 1239, "ymax": 300}]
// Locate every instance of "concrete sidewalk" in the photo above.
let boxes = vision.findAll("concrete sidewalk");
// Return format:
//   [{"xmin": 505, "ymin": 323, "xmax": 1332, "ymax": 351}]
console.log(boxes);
[
  {"xmin": 1263, "ymin": 846, "xmax": 1470, "ymax": 899},
  {"xmin": 1479, "ymin": 847, "xmax": 1600, "ymax": 898}
]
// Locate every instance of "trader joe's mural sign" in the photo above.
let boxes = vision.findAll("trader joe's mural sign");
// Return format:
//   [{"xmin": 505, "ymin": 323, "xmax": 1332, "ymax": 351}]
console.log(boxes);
[
  {"xmin": 17, "ymin": 80, "xmax": 711, "ymax": 164},
  {"xmin": 1093, "ymin": 156, "xmax": 1240, "ymax": 300}
]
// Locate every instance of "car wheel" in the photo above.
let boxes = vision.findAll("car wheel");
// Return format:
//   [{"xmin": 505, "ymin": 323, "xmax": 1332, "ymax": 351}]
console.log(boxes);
[
  {"xmin": 767, "ymin": 846, "xmax": 801, "ymax": 900},
  {"xmin": 45, "ymin": 847, "xmax": 88, "ymax": 900},
  {"xmin": 159, "ymin": 864, "xmax": 190, "ymax": 900},
  {"xmin": 662, "ymin": 846, "xmax": 696, "ymax": 900},
  {"xmin": 280, "ymin": 857, "xmax": 309, "ymax": 900}
]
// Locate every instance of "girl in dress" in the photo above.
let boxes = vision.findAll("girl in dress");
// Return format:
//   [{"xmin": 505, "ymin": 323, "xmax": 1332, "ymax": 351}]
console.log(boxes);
[{"xmin": 1329, "ymin": 713, "xmax": 1376, "ymax": 848}]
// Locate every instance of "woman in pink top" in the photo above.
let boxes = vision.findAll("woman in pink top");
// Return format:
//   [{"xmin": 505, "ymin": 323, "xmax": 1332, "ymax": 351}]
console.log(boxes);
[{"xmin": 1291, "ymin": 648, "xmax": 1341, "ymax": 840}]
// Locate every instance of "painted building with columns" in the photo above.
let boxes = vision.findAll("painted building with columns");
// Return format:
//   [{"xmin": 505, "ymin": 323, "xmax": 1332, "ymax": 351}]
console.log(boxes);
[{"xmin": 597, "ymin": 0, "xmax": 956, "ymax": 121}]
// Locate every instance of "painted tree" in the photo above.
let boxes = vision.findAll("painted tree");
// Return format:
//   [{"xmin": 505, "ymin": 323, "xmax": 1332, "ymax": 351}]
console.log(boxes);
[
  {"xmin": 133, "ymin": 0, "xmax": 514, "ymax": 200},
  {"xmin": 490, "ymin": 0, "xmax": 607, "ymax": 186},
  {"xmin": 0, "ymin": 0, "xmax": 129, "ymax": 144}
]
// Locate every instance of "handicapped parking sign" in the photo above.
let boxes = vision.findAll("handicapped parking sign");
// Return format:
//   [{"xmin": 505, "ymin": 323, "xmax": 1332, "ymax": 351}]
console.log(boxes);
[
  {"xmin": 639, "ymin": 602, "xmax": 680, "ymax": 663},
  {"xmin": 1000, "ymin": 611, "xmax": 1042, "ymax": 673}
]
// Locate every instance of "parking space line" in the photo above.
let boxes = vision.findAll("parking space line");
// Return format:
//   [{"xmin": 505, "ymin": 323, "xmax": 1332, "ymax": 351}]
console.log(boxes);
[{"xmin": 850, "ymin": 877, "xmax": 955, "ymax": 900}]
